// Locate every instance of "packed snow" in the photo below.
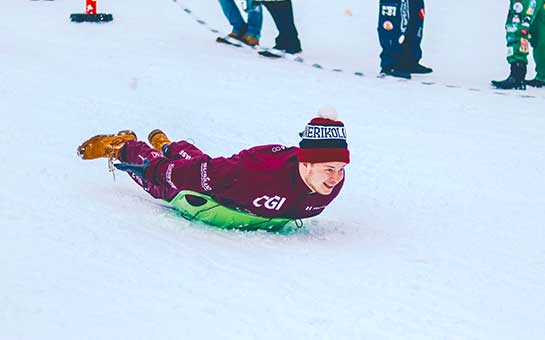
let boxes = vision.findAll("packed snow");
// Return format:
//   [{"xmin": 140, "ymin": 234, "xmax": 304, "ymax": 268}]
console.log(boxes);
[{"xmin": 1, "ymin": 0, "xmax": 544, "ymax": 339}]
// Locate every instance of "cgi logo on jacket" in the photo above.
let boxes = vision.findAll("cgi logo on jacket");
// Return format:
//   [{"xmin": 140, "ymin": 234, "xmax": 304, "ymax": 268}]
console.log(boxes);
[{"xmin": 252, "ymin": 195, "xmax": 287, "ymax": 211}]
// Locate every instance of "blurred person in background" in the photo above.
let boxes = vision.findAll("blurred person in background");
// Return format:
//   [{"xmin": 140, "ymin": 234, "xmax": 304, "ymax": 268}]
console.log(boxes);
[
  {"xmin": 378, "ymin": 0, "xmax": 432, "ymax": 79},
  {"xmin": 256, "ymin": 0, "xmax": 302, "ymax": 54},
  {"xmin": 492, "ymin": 0, "xmax": 545, "ymax": 90}
]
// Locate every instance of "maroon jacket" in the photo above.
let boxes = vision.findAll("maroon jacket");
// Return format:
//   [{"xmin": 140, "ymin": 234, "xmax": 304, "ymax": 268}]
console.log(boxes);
[{"xmin": 136, "ymin": 142, "xmax": 345, "ymax": 219}]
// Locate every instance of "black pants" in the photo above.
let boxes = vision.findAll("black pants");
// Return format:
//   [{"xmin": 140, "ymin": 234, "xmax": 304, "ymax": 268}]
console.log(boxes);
[
  {"xmin": 261, "ymin": 1, "xmax": 301, "ymax": 53},
  {"xmin": 378, "ymin": 0, "xmax": 425, "ymax": 68}
]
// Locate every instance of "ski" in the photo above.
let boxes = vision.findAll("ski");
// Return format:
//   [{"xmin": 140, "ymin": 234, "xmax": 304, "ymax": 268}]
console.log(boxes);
[
  {"xmin": 216, "ymin": 36, "xmax": 305, "ymax": 63},
  {"xmin": 377, "ymin": 72, "xmax": 411, "ymax": 80},
  {"xmin": 216, "ymin": 36, "xmax": 243, "ymax": 48},
  {"xmin": 258, "ymin": 51, "xmax": 282, "ymax": 58},
  {"xmin": 257, "ymin": 47, "xmax": 304, "ymax": 63}
]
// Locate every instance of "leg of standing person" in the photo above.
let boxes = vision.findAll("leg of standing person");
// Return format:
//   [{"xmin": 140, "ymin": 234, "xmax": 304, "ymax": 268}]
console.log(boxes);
[
  {"xmin": 245, "ymin": 0, "xmax": 263, "ymax": 41},
  {"xmin": 528, "ymin": 2, "xmax": 545, "ymax": 86},
  {"xmin": 400, "ymin": 0, "xmax": 432, "ymax": 73},
  {"xmin": 218, "ymin": 0, "xmax": 248, "ymax": 38},
  {"xmin": 492, "ymin": 0, "xmax": 535, "ymax": 90},
  {"xmin": 378, "ymin": 0, "xmax": 411, "ymax": 78},
  {"xmin": 260, "ymin": 0, "xmax": 302, "ymax": 53}
]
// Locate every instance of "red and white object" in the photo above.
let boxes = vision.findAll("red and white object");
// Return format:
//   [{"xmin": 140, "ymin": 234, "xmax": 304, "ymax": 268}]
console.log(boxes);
[{"xmin": 86, "ymin": 0, "xmax": 97, "ymax": 15}]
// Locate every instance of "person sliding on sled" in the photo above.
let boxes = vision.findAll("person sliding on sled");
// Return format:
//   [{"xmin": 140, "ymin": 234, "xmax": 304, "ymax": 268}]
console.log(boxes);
[
  {"xmin": 492, "ymin": 0, "xmax": 545, "ymax": 90},
  {"xmin": 77, "ymin": 106, "xmax": 349, "ymax": 231}
]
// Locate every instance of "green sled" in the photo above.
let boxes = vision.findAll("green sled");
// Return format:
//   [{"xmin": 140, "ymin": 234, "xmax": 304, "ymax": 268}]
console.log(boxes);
[{"xmin": 168, "ymin": 190, "xmax": 295, "ymax": 232}]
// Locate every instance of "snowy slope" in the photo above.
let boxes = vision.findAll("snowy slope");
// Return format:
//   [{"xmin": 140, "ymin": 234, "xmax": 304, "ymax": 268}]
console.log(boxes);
[{"xmin": 1, "ymin": 1, "xmax": 544, "ymax": 339}]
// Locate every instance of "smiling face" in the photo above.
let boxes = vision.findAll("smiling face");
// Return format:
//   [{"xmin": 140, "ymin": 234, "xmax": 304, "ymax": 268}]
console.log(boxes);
[{"xmin": 298, "ymin": 161, "xmax": 347, "ymax": 195}]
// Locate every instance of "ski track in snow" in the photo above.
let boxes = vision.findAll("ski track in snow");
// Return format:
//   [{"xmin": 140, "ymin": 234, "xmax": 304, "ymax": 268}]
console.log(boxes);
[{"xmin": 1, "ymin": 1, "xmax": 544, "ymax": 340}]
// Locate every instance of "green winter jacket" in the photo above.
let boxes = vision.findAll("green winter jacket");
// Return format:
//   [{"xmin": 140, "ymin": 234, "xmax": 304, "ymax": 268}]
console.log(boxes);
[{"xmin": 505, "ymin": 0, "xmax": 545, "ymax": 79}]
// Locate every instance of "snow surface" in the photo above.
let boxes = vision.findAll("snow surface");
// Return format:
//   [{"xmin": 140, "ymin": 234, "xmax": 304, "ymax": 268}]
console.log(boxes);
[{"xmin": 1, "ymin": 0, "xmax": 545, "ymax": 339}]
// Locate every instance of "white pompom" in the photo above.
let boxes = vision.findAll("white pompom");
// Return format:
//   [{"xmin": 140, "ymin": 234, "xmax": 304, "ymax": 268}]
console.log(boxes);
[{"xmin": 317, "ymin": 105, "xmax": 339, "ymax": 121}]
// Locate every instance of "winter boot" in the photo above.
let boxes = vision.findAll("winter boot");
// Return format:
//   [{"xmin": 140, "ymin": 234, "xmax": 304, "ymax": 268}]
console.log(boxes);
[
  {"xmin": 148, "ymin": 129, "xmax": 171, "ymax": 153},
  {"xmin": 228, "ymin": 23, "xmax": 247, "ymax": 41},
  {"xmin": 241, "ymin": 34, "xmax": 259, "ymax": 47},
  {"xmin": 77, "ymin": 130, "xmax": 137, "ymax": 160},
  {"xmin": 272, "ymin": 44, "xmax": 302, "ymax": 55},
  {"xmin": 491, "ymin": 62, "xmax": 527, "ymax": 90},
  {"xmin": 401, "ymin": 63, "xmax": 433, "ymax": 74},
  {"xmin": 228, "ymin": 32, "xmax": 243, "ymax": 40},
  {"xmin": 525, "ymin": 78, "xmax": 545, "ymax": 88},
  {"xmin": 380, "ymin": 66, "xmax": 411, "ymax": 79}
]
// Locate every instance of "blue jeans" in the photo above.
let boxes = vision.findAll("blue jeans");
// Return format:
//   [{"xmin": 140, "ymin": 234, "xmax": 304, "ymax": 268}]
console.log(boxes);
[{"xmin": 218, "ymin": 0, "xmax": 262, "ymax": 39}]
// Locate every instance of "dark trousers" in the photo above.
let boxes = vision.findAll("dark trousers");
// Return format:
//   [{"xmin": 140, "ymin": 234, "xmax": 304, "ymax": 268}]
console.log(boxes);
[
  {"xmin": 378, "ymin": 0, "xmax": 425, "ymax": 68},
  {"xmin": 261, "ymin": 0, "xmax": 301, "ymax": 53}
]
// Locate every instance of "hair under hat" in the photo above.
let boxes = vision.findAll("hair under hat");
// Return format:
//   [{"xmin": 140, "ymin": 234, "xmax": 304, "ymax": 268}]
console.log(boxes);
[{"xmin": 297, "ymin": 106, "xmax": 350, "ymax": 164}]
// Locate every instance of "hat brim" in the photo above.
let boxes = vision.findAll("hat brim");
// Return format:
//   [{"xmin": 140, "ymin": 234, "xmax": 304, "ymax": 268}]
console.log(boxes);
[{"xmin": 297, "ymin": 148, "xmax": 350, "ymax": 164}]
